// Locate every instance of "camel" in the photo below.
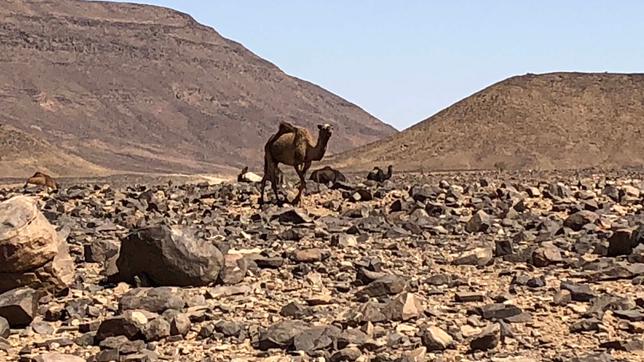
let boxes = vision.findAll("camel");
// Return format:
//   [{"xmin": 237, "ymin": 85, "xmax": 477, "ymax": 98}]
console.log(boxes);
[
  {"xmin": 367, "ymin": 165, "xmax": 393, "ymax": 183},
  {"xmin": 260, "ymin": 121, "xmax": 333, "ymax": 205},
  {"xmin": 309, "ymin": 166, "xmax": 346, "ymax": 185},
  {"xmin": 24, "ymin": 171, "xmax": 59, "ymax": 192}
]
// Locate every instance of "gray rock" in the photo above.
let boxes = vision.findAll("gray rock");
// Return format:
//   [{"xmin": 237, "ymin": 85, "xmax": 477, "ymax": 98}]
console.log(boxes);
[
  {"xmin": 356, "ymin": 275, "xmax": 406, "ymax": 298},
  {"xmin": 119, "ymin": 287, "xmax": 185, "ymax": 313},
  {"xmin": 570, "ymin": 318, "xmax": 601, "ymax": 333},
  {"xmin": 561, "ymin": 281, "xmax": 596, "ymax": 302},
  {"xmin": 84, "ymin": 239, "xmax": 120, "ymax": 263},
  {"xmin": 330, "ymin": 347, "xmax": 362, "ymax": 362},
  {"xmin": 215, "ymin": 320, "xmax": 242, "ymax": 337},
  {"xmin": 453, "ymin": 247, "xmax": 493, "ymax": 266},
  {"xmin": 470, "ymin": 323, "xmax": 499, "ymax": 351},
  {"xmin": 95, "ymin": 314, "xmax": 146, "ymax": 342},
  {"xmin": 169, "ymin": 313, "xmax": 191, "ymax": 336},
  {"xmin": 466, "ymin": 210, "xmax": 492, "ymax": 233},
  {"xmin": 143, "ymin": 318, "xmax": 171, "ymax": 342},
  {"xmin": 0, "ymin": 287, "xmax": 37, "ymax": 327},
  {"xmin": 293, "ymin": 325, "xmax": 340, "ymax": 354},
  {"xmin": 564, "ymin": 210, "xmax": 599, "ymax": 231},
  {"xmin": 255, "ymin": 320, "xmax": 309, "ymax": 350},
  {"xmin": 0, "ymin": 317, "xmax": 8, "ymax": 338},
  {"xmin": 116, "ymin": 225, "xmax": 224, "ymax": 287},
  {"xmin": 608, "ymin": 228, "xmax": 637, "ymax": 256},
  {"xmin": 478, "ymin": 303, "xmax": 523, "ymax": 320},
  {"xmin": 421, "ymin": 326, "xmax": 453, "ymax": 351}
]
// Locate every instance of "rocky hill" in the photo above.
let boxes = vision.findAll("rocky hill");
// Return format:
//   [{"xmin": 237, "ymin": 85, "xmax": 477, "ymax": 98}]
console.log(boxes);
[
  {"xmin": 329, "ymin": 72, "xmax": 644, "ymax": 172},
  {"xmin": 0, "ymin": 125, "xmax": 108, "ymax": 178},
  {"xmin": 0, "ymin": 0, "xmax": 395, "ymax": 177}
]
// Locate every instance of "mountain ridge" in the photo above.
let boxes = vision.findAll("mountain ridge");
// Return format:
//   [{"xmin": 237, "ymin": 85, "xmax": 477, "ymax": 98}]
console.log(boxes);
[
  {"xmin": 0, "ymin": 0, "xmax": 396, "ymax": 177},
  {"xmin": 328, "ymin": 72, "xmax": 644, "ymax": 172}
]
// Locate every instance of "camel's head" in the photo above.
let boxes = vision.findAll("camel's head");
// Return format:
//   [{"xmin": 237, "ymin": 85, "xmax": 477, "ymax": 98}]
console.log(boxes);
[{"xmin": 317, "ymin": 124, "xmax": 333, "ymax": 139}]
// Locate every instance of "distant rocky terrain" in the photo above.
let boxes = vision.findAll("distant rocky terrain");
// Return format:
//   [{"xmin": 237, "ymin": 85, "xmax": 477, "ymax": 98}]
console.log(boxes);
[
  {"xmin": 0, "ymin": 169, "xmax": 643, "ymax": 361},
  {"xmin": 0, "ymin": 0, "xmax": 395, "ymax": 177},
  {"xmin": 330, "ymin": 73, "xmax": 644, "ymax": 172}
]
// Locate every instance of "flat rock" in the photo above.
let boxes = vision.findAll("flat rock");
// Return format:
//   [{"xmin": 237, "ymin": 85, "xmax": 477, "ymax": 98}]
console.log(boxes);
[
  {"xmin": 478, "ymin": 303, "xmax": 523, "ymax": 321},
  {"xmin": 356, "ymin": 275, "xmax": 406, "ymax": 298},
  {"xmin": 421, "ymin": 326, "xmax": 453, "ymax": 351},
  {"xmin": 561, "ymin": 281, "xmax": 596, "ymax": 302},
  {"xmin": 31, "ymin": 353, "xmax": 85, "ymax": 362},
  {"xmin": 453, "ymin": 247, "xmax": 493, "ymax": 266},
  {"xmin": 255, "ymin": 320, "xmax": 309, "ymax": 350},
  {"xmin": 291, "ymin": 248, "xmax": 328, "ymax": 263},
  {"xmin": 119, "ymin": 287, "xmax": 185, "ymax": 313}
]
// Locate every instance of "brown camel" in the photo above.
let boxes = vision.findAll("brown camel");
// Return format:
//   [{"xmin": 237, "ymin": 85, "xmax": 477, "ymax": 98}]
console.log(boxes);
[
  {"xmin": 24, "ymin": 171, "xmax": 59, "ymax": 191},
  {"xmin": 260, "ymin": 121, "xmax": 333, "ymax": 205}
]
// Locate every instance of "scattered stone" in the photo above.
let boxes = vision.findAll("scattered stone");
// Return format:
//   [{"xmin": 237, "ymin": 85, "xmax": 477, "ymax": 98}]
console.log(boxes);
[
  {"xmin": 453, "ymin": 247, "xmax": 493, "ymax": 266},
  {"xmin": 143, "ymin": 318, "xmax": 171, "ymax": 341},
  {"xmin": 466, "ymin": 210, "xmax": 492, "ymax": 233},
  {"xmin": 0, "ymin": 287, "xmax": 37, "ymax": 327},
  {"xmin": 470, "ymin": 323, "xmax": 500, "ymax": 351},
  {"xmin": 31, "ymin": 353, "xmax": 85, "ymax": 362},
  {"xmin": 421, "ymin": 326, "xmax": 453, "ymax": 351},
  {"xmin": 478, "ymin": 303, "xmax": 523, "ymax": 321},
  {"xmin": 564, "ymin": 210, "xmax": 599, "ymax": 231},
  {"xmin": 291, "ymin": 248, "xmax": 328, "ymax": 263},
  {"xmin": 119, "ymin": 287, "xmax": 185, "ymax": 313},
  {"xmin": 561, "ymin": 281, "xmax": 596, "ymax": 302},
  {"xmin": 381, "ymin": 292, "xmax": 424, "ymax": 321},
  {"xmin": 255, "ymin": 320, "xmax": 309, "ymax": 350},
  {"xmin": 357, "ymin": 275, "xmax": 406, "ymax": 298}
]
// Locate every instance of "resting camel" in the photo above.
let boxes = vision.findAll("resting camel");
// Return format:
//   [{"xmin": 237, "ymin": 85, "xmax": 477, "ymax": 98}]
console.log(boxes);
[
  {"xmin": 24, "ymin": 171, "xmax": 59, "ymax": 192},
  {"xmin": 367, "ymin": 165, "xmax": 393, "ymax": 183},
  {"xmin": 309, "ymin": 166, "xmax": 346, "ymax": 185},
  {"xmin": 260, "ymin": 121, "xmax": 333, "ymax": 205}
]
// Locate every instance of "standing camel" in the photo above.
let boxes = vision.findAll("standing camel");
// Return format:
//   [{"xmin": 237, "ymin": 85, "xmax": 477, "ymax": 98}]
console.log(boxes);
[{"xmin": 260, "ymin": 122, "xmax": 333, "ymax": 205}]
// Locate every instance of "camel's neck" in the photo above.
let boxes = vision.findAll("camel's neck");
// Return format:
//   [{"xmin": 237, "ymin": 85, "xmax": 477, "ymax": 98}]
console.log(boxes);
[{"xmin": 307, "ymin": 133, "xmax": 331, "ymax": 161}]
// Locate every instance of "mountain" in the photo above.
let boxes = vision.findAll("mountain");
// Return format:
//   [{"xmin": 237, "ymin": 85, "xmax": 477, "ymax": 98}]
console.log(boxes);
[
  {"xmin": 329, "ymin": 72, "xmax": 644, "ymax": 171},
  {"xmin": 0, "ymin": 0, "xmax": 396, "ymax": 177}
]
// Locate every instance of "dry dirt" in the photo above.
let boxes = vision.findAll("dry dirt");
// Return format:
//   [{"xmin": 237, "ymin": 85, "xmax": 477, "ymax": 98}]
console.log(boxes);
[{"xmin": 0, "ymin": 169, "xmax": 643, "ymax": 362}]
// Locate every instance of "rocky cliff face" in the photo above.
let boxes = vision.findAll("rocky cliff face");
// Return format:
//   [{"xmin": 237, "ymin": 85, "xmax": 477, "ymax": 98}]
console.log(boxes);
[{"xmin": 0, "ymin": 0, "xmax": 395, "ymax": 176}]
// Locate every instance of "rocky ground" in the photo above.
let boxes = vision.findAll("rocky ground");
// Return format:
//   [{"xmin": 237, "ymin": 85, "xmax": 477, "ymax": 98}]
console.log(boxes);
[{"xmin": 0, "ymin": 169, "xmax": 643, "ymax": 362}]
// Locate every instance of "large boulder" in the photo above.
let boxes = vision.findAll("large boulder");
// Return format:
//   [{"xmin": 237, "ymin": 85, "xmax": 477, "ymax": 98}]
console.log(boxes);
[
  {"xmin": 116, "ymin": 225, "xmax": 224, "ymax": 287},
  {"xmin": 0, "ymin": 196, "xmax": 74, "ymax": 294}
]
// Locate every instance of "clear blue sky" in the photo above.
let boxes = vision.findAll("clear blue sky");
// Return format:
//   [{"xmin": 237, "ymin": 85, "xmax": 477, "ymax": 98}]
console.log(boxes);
[{"xmin": 109, "ymin": 1, "xmax": 644, "ymax": 130}]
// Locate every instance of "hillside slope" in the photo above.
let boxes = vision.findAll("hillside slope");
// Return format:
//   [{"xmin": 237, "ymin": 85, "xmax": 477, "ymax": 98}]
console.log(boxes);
[
  {"xmin": 0, "ymin": 125, "xmax": 108, "ymax": 177},
  {"xmin": 0, "ymin": 0, "xmax": 395, "ymax": 177},
  {"xmin": 330, "ymin": 72, "xmax": 644, "ymax": 171}
]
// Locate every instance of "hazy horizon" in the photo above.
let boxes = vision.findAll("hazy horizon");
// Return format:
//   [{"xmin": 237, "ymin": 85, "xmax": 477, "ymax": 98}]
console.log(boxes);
[{"xmin": 107, "ymin": 1, "xmax": 644, "ymax": 130}]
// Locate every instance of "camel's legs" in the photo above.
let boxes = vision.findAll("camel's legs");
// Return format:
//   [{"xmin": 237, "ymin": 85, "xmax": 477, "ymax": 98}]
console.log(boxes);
[
  {"xmin": 259, "ymin": 155, "xmax": 273, "ymax": 204},
  {"xmin": 292, "ymin": 161, "xmax": 311, "ymax": 205},
  {"xmin": 271, "ymin": 165, "xmax": 283, "ymax": 205}
]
